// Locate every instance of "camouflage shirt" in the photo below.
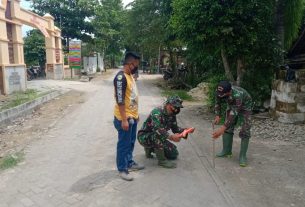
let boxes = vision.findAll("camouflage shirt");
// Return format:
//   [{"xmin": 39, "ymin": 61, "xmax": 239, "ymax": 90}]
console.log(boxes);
[
  {"xmin": 138, "ymin": 106, "xmax": 184, "ymax": 142},
  {"xmin": 215, "ymin": 86, "xmax": 252, "ymax": 128}
]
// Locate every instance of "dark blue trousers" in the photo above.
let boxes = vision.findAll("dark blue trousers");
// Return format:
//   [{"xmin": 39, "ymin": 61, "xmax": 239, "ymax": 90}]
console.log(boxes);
[{"xmin": 113, "ymin": 117, "xmax": 137, "ymax": 172}]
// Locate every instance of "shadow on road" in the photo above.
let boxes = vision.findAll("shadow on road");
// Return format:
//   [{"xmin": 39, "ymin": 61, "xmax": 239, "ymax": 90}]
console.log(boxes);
[{"xmin": 70, "ymin": 170, "xmax": 118, "ymax": 193}]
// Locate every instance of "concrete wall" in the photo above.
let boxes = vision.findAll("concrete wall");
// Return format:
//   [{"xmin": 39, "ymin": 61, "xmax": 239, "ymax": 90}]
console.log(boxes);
[
  {"xmin": 270, "ymin": 69, "xmax": 305, "ymax": 123},
  {"xmin": 97, "ymin": 53, "xmax": 104, "ymax": 72},
  {"xmin": 83, "ymin": 56, "xmax": 97, "ymax": 75},
  {"xmin": 4, "ymin": 65, "xmax": 26, "ymax": 94},
  {"xmin": 46, "ymin": 63, "xmax": 64, "ymax": 80}
]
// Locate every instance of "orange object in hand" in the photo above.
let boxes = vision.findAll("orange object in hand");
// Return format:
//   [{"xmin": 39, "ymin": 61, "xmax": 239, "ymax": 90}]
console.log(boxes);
[{"xmin": 180, "ymin": 127, "xmax": 195, "ymax": 139}]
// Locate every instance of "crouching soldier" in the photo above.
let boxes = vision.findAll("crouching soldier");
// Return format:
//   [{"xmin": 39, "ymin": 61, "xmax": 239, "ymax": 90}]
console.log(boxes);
[
  {"xmin": 212, "ymin": 80, "xmax": 252, "ymax": 167},
  {"xmin": 137, "ymin": 96, "xmax": 195, "ymax": 168}
]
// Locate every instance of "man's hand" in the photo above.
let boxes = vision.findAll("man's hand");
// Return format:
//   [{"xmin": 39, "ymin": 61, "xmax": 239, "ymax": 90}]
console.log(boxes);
[
  {"xmin": 181, "ymin": 127, "xmax": 195, "ymax": 138},
  {"xmin": 214, "ymin": 116, "xmax": 221, "ymax": 125},
  {"xmin": 121, "ymin": 119, "xmax": 129, "ymax": 131},
  {"xmin": 212, "ymin": 125, "xmax": 226, "ymax": 139},
  {"xmin": 170, "ymin": 133, "xmax": 182, "ymax": 142}
]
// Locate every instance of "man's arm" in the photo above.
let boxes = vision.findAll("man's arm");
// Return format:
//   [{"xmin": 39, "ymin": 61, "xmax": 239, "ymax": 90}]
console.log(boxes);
[
  {"xmin": 224, "ymin": 97, "xmax": 243, "ymax": 128},
  {"xmin": 171, "ymin": 116, "xmax": 184, "ymax": 134},
  {"xmin": 214, "ymin": 94, "xmax": 222, "ymax": 116},
  {"xmin": 213, "ymin": 100, "xmax": 242, "ymax": 139},
  {"xmin": 150, "ymin": 110, "xmax": 170, "ymax": 142},
  {"xmin": 118, "ymin": 105, "xmax": 128, "ymax": 129},
  {"xmin": 171, "ymin": 118, "xmax": 195, "ymax": 140},
  {"xmin": 114, "ymin": 73, "xmax": 128, "ymax": 130},
  {"xmin": 214, "ymin": 94, "xmax": 222, "ymax": 124},
  {"xmin": 149, "ymin": 109, "xmax": 184, "ymax": 142}
]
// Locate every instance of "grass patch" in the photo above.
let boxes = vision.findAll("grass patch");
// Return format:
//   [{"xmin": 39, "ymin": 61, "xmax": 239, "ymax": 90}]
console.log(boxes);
[
  {"xmin": 0, "ymin": 152, "xmax": 24, "ymax": 170},
  {"xmin": 64, "ymin": 77, "xmax": 80, "ymax": 81},
  {"xmin": 161, "ymin": 89, "xmax": 193, "ymax": 101},
  {"xmin": 0, "ymin": 89, "xmax": 41, "ymax": 112}
]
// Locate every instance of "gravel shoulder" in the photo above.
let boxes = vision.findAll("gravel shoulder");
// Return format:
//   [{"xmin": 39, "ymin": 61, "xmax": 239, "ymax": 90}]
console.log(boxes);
[{"xmin": 0, "ymin": 90, "xmax": 87, "ymax": 158}]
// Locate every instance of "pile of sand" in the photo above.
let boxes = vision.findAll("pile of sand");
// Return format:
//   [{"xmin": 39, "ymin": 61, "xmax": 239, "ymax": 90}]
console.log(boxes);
[{"xmin": 187, "ymin": 82, "xmax": 209, "ymax": 103}]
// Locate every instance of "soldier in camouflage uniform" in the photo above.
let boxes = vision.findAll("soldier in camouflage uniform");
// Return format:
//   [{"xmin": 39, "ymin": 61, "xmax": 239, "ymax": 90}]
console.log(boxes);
[
  {"xmin": 212, "ymin": 80, "xmax": 252, "ymax": 167},
  {"xmin": 137, "ymin": 96, "xmax": 194, "ymax": 168}
]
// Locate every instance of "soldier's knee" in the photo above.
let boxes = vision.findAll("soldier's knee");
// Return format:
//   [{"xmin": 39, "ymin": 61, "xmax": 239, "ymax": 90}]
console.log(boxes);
[
  {"xmin": 137, "ymin": 135, "xmax": 145, "ymax": 145},
  {"xmin": 164, "ymin": 144, "xmax": 179, "ymax": 160},
  {"xmin": 165, "ymin": 149, "xmax": 179, "ymax": 160},
  {"xmin": 239, "ymin": 130, "xmax": 250, "ymax": 139},
  {"xmin": 224, "ymin": 128, "xmax": 234, "ymax": 135}
]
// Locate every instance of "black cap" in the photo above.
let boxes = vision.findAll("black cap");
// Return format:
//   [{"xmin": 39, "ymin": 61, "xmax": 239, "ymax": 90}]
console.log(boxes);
[
  {"xmin": 125, "ymin": 51, "xmax": 140, "ymax": 60},
  {"xmin": 216, "ymin": 80, "xmax": 232, "ymax": 97}
]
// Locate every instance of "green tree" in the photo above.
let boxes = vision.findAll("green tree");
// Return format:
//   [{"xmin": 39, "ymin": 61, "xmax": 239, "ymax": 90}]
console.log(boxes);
[
  {"xmin": 92, "ymin": 0, "xmax": 124, "ymax": 68},
  {"xmin": 275, "ymin": 0, "xmax": 305, "ymax": 64},
  {"xmin": 123, "ymin": 0, "xmax": 181, "ymax": 71},
  {"xmin": 276, "ymin": 0, "xmax": 305, "ymax": 50},
  {"xmin": 171, "ymin": 0, "xmax": 277, "ymax": 86},
  {"xmin": 23, "ymin": 29, "xmax": 46, "ymax": 68},
  {"xmin": 30, "ymin": 0, "xmax": 96, "ymax": 47}
]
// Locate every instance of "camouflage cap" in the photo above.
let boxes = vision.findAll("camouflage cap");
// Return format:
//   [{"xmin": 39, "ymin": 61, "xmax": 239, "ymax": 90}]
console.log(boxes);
[{"xmin": 166, "ymin": 95, "xmax": 183, "ymax": 108}]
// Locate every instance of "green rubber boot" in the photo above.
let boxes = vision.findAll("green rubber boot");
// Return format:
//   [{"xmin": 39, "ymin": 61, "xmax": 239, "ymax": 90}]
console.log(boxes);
[
  {"xmin": 216, "ymin": 133, "xmax": 233, "ymax": 158},
  {"xmin": 239, "ymin": 138, "xmax": 249, "ymax": 167},
  {"xmin": 155, "ymin": 149, "xmax": 176, "ymax": 168},
  {"xmin": 144, "ymin": 147, "xmax": 154, "ymax": 158}
]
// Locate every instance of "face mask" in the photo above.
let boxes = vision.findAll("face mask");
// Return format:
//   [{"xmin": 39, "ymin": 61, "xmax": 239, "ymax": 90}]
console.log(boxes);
[
  {"xmin": 227, "ymin": 96, "xmax": 234, "ymax": 103},
  {"xmin": 131, "ymin": 67, "xmax": 138, "ymax": 74},
  {"xmin": 172, "ymin": 107, "xmax": 180, "ymax": 115}
]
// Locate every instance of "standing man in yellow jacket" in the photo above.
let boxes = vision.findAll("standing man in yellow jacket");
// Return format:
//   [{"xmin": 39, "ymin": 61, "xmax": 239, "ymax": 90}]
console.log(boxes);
[{"xmin": 113, "ymin": 51, "xmax": 144, "ymax": 181}]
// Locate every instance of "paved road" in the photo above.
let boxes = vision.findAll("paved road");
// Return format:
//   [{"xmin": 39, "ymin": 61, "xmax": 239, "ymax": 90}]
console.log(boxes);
[{"xmin": 0, "ymin": 71, "xmax": 232, "ymax": 207}]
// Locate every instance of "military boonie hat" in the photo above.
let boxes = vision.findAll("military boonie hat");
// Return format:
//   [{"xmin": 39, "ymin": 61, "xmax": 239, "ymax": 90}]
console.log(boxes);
[
  {"xmin": 166, "ymin": 95, "xmax": 183, "ymax": 108},
  {"xmin": 216, "ymin": 80, "xmax": 232, "ymax": 97}
]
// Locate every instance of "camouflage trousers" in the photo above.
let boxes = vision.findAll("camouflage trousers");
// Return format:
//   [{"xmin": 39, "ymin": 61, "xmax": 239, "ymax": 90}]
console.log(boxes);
[
  {"xmin": 225, "ymin": 110, "xmax": 251, "ymax": 139},
  {"xmin": 137, "ymin": 132, "xmax": 179, "ymax": 160}
]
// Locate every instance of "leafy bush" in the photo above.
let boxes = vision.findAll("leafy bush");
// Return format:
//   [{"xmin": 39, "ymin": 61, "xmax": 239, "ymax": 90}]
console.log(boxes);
[
  {"xmin": 241, "ymin": 67, "xmax": 274, "ymax": 107},
  {"xmin": 206, "ymin": 74, "xmax": 226, "ymax": 108}
]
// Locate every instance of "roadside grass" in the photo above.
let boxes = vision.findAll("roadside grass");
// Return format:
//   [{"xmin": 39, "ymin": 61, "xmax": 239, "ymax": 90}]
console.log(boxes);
[
  {"xmin": 161, "ymin": 89, "xmax": 193, "ymax": 101},
  {"xmin": 0, "ymin": 152, "xmax": 24, "ymax": 171},
  {"xmin": 64, "ymin": 77, "xmax": 80, "ymax": 81},
  {"xmin": 0, "ymin": 89, "xmax": 48, "ymax": 112}
]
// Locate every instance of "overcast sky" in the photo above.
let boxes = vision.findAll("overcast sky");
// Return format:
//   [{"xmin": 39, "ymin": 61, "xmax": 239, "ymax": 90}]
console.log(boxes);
[{"xmin": 20, "ymin": 0, "xmax": 134, "ymax": 37}]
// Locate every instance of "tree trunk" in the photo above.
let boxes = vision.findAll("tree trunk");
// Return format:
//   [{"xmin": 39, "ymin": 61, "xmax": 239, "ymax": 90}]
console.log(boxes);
[
  {"xmin": 221, "ymin": 49, "xmax": 235, "ymax": 83},
  {"xmin": 275, "ymin": 0, "xmax": 285, "ymax": 64},
  {"xmin": 169, "ymin": 49, "xmax": 176, "ymax": 75},
  {"xmin": 236, "ymin": 57, "xmax": 245, "ymax": 86},
  {"xmin": 157, "ymin": 44, "xmax": 161, "ymax": 74},
  {"xmin": 66, "ymin": 37, "xmax": 70, "ymax": 50},
  {"xmin": 102, "ymin": 49, "xmax": 106, "ymax": 72},
  {"xmin": 112, "ymin": 55, "xmax": 115, "ymax": 68}
]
